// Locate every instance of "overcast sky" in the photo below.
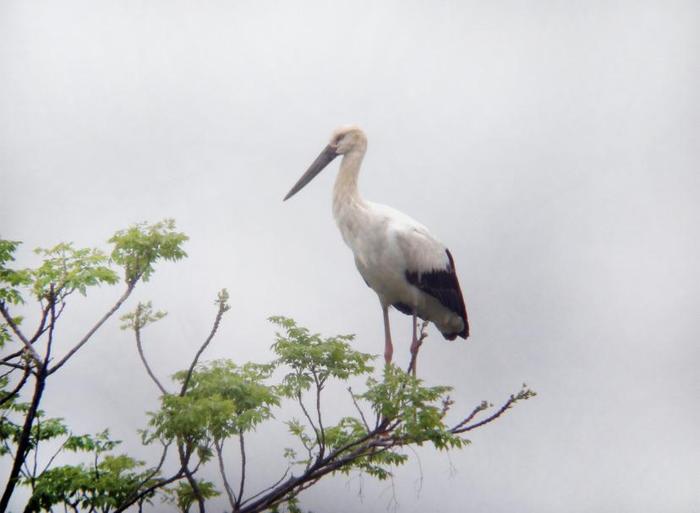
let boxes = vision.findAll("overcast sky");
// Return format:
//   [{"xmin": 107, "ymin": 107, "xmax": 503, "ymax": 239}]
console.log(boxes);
[{"xmin": 2, "ymin": 1, "xmax": 699, "ymax": 512}]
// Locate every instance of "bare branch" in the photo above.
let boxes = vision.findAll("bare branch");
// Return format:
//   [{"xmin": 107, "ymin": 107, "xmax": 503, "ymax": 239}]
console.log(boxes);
[
  {"xmin": 114, "ymin": 468, "xmax": 186, "ymax": 513},
  {"xmin": 0, "ymin": 365, "xmax": 30, "ymax": 407},
  {"xmin": 215, "ymin": 439, "xmax": 237, "ymax": 510},
  {"xmin": 348, "ymin": 387, "xmax": 370, "ymax": 432},
  {"xmin": 240, "ymin": 467, "xmax": 290, "ymax": 507},
  {"xmin": 48, "ymin": 281, "xmax": 138, "ymax": 375},
  {"xmin": 236, "ymin": 432, "xmax": 247, "ymax": 508},
  {"xmin": 179, "ymin": 290, "xmax": 229, "ymax": 396},
  {"xmin": 28, "ymin": 302, "xmax": 51, "ymax": 345},
  {"xmin": 0, "ymin": 302, "xmax": 43, "ymax": 367},
  {"xmin": 135, "ymin": 322, "xmax": 168, "ymax": 395},
  {"xmin": 312, "ymin": 372, "xmax": 325, "ymax": 456},
  {"xmin": 296, "ymin": 391, "xmax": 321, "ymax": 457},
  {"xmin": 451, "ymin": 401, "xmax": 489, "ymax": 432},
  {"xmin": 451, "ymin": 394, "xmax": 523, "ymax": 434},
  {"xmin": 178, "ymin": 444, "xmax": 205, "ymax": 513},
  {"xmin": 44, "ymin": 286, "xmax": 57, "ymax": 364}
]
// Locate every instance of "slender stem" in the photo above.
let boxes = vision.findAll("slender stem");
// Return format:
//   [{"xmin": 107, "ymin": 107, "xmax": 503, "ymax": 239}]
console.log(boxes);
[
  {"xmin": 451, "ymin": 396, "xmax": 518, "ymax": 434},
  {"xmin": 236, "ymin": 432, "xmax": 246, "ymax": 508},
  {"xmin": 312, "ymin": 373, "xmax": 325, "ymax": 457},
  {"xmin": 135, "ymin": 324, "xmax": 168, "ymax": 395},
  {"xmin": 296, "ymin": 391, "xmax": 320, "ymax": 456},
  {"xmin": 240, "ymin": 468, "xmax": 290, "ymax": 507},
  {"xmin": 0, "ymin": 365, "xmax": 30, "ymax": 407},
  {"xmin": 48, "ymin": 281, "xmax": 137, "ymax": 375},
  {"xmin": 348, "ymin": 387, "xmax": 370, "ymax": 432},
  {"xmin": 451, "ymin": 402, "xmax": 488, "ymax": 432},
  {"xmin": 178, "ymin": 444, "xmax": 205, "ymax": 513},
  {"xmin": 215, "ymin": 439, "xmax": 237, "ymax": 510},
  {"xmin": 180, "ymin": 297, "xmax": 228, "ymax": 396},
  {"xmin": 113, "ymin": 469, "xmax": 186, "ymax": 513},
  {"xmin": 41, "ymin": 439, "xmax": 70, "ymax": 476},
  {"xmin": 0, "ymin": 303, "xmax": 43, "ymax": 367}
]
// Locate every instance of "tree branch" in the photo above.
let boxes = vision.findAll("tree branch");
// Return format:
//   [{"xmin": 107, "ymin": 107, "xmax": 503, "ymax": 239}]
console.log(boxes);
[
  {"xmin": 215, "ymin": 439, "xmax": 237, "ymax": 510},
  {"xmin": 240, "ymin": 467, "xmax": 290, "ymax": 508},
  {"xmin": 348, "ymin": 387, "xmax": 370, "ymax": 432},
  {"xmin": 236, "ymin": 432, "xmax": 247, "ymax": 508},
  {"xmin": 0, "ymin": 302, "xmax": 44, "ymax": 367},
  {"xmin": 0, "ymin": 364, "xmax": 30, "ymax": 407},
  {"xmin": 451, "ymin": 394, "xmax": 523, "ymax": 434},
  {"xmin": 134, "ymin": 323, "xmax": 168, "ymax": 395},
  {"xmin": 114, "ymin": 469, "xmax": 187, "ymax": 513},
  {"xmin": 0, "ymin": 364, "xmax": 48, "ymax": 511},
  {"xmin": 48, "ymin": 281, "xmax": 138, "ymax": 375},
  {"xmin": 178, "ymin": 444, "xmax": 205, "ymax": 513},
  {"xmin": 179, "ymin": 292, "xmax": 229, "ymax": 396}
]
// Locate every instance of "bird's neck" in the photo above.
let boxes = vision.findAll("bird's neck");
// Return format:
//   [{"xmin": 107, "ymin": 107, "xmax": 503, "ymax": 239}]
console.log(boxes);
[{"xmin": 333, "ymin": 148, "xmax": 366, "ymax": 217}]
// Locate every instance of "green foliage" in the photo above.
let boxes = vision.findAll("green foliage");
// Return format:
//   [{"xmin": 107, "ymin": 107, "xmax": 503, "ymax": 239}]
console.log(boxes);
[
  {"xmin": 64, "ymin": 429, "xmax": 121, "ymax": 454},
  {"xmin": 119, "ymin": 301, "xmax": 167, "ymax": 331},
  {"xmin": 0, "ymin": 239, "xmax": 32, "ymax": 305},
  {"xmin": 270, "ymin": 316, "xmax": 374, "ymax": 397},
  {"xmin": 361, "ymin": 365, "xmax": 467, "ymax": 450},
  {"xmin": 109, "ymin": 219, "xmax": 188, "ymax": 284},
  {"xmin": 0, "ymin": 220, "xmax": 189, "ymax": 511},
  {"xmin": 24, "ymin": 453, "xmax": 152, "ymax": 513},
  {"xmin": 31, "ymin": 243, "xmax": 119, "ymax": 300},
  {"xmin": 147, "ymin": 361, "xmax": 279, "ymax": 447},
  {"xmin": 165, "ymin": 479, "xmax": 220, "ymax": 513}
]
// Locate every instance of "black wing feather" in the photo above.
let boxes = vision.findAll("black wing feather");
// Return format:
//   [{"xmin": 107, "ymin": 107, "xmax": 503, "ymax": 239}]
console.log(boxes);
[{"xmin": 404, "ymin": 249, "xmax": 469, "ymax": 339}]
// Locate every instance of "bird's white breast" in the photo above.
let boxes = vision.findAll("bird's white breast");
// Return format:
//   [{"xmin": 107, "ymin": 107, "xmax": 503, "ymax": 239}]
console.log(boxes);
[{"xmin": 333, "ymin": 200, "xmax": 447, "ymax": 307}]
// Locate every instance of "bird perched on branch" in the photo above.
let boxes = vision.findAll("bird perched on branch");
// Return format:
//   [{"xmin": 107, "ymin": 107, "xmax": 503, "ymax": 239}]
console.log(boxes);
[{"xmin": 284, "ymin": 126, "xmax": 469, "ymax": 372}]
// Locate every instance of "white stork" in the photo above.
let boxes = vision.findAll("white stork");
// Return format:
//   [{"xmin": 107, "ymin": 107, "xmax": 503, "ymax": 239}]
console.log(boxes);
[{"xmin": 284, "ymin": 126, "xmax": 469, "ymax": 370}]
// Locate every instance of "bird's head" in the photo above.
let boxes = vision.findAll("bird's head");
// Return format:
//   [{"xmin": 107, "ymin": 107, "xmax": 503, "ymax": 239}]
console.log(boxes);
[
  {"xmin": 283, "ymin": 125, "xmax": 367, "ymax": 201},
  {"xmin": 329, "ymin": 125, "xmax": 367, "ymax": 155}
]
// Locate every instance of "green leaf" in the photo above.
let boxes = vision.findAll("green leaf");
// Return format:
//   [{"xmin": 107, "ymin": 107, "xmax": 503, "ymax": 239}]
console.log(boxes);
[
  {"xmin": 109, "ymin": 219, "xmax": 188, "ymax": 284},
  {"xmin": 269, "ymin": 316, "xmax": 375, "ymax": 398},
  {"xmin": 31, "ymin": 242, "xmax": 119, "ymax": 300},
  {"xmin": 0, "ymin": 239, "xmax": 32, "ymax": 304}
]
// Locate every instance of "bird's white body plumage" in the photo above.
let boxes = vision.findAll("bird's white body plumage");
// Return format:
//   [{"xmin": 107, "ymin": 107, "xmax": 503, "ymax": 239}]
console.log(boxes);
[{"xmin": 331, "ymin": 136, "xmax": 465, "ymax": 338}]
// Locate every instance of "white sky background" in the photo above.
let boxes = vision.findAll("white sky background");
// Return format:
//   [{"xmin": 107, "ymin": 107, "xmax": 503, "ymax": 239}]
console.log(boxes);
[{"xmin": 1, "ymin": 1, "xmax": 699, "ymax": 511}]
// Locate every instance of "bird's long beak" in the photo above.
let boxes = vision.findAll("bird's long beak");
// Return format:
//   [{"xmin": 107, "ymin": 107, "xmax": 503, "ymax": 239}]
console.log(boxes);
[{"xmin": 283, "ymin": 144, "xmax": 339, "ymax": 201}]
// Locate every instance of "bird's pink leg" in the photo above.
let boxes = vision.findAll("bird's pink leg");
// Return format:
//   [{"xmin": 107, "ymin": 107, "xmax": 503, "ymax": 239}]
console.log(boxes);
[
  {"xmin": 410, "ymin": 311, "xmax": 421, "ymax": 375},
  {"xmin": 382, "ymin": 304, "xmax": 393, "ymax": 365}
]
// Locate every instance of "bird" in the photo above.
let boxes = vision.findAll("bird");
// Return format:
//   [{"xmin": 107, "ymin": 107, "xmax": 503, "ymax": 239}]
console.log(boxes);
[{"xmin": 283, "ymin": 126, "xmax": 469, "ymax": 371}]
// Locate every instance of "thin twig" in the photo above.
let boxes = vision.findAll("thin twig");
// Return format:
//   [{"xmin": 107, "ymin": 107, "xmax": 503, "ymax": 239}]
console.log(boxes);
[
  {"xmin": 0, "ymin": 365, "xmax": 30, "ymax": 407},
  {"xmin": 135, "ymin": 323, "xmax": 168, "ymax": 395},
  {"xmin": 114, "ymin": 469, "xmax": 187, "ymax": 513},
  {"xmin": 40, "ymin": 438, "xmax": 70, "ymax": 476},
  {"xmin": 451, "ymin": 396, "xmax": 517, "ymax": 434},
  {"xmin": 0, "ymin": 303, "xmax": 43, "ymax": 367},
  {"xmin": 179, "ymin": 295, "xmax": 228, "ymax": 396},
  {"xmin": 240, "ymin": 467, "xmax": 290, "ymax": 507},
  {"xmin": 348, "ymin": 387, "xmax": 370, "ymax": 432},
  {"xmin": 236, "ymin": 432, "xmax": 247, "ymax": 508},
  {"xmin": 215, "ymin": 439, "xmax": 237, "ymax": 510},
  {"xmin": 296, "ymin": 391, "xmax": 321, "ymax": 452},
  {"xmin": 48, "ymin": 281, "xmax": 138, "ymax": 375},
  {"xmin": 451, "ymin": 401, "xmax": 488, "ymax": 432},
  {"xmin": 178, "ymin": 444, "xmax": 205, "ymax": 513},
  {"xmin": 312, "ymin": 372, "xmax": 325, "ymax": 456}
]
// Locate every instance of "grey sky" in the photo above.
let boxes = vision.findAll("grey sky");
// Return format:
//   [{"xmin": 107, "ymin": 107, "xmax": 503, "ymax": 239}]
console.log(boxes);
[{"xmin": 2, "ymin": 1, "xmax": 699, "ymax": 511}]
